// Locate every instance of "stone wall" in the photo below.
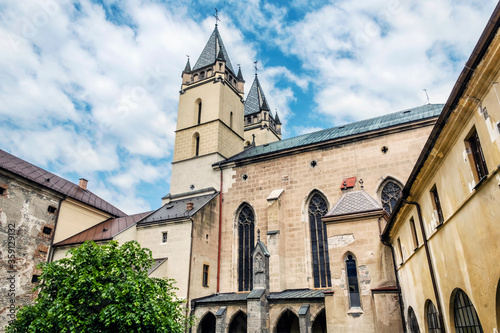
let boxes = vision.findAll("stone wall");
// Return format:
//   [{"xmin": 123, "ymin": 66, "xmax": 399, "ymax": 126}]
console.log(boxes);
[{"xmin": 0, "ymin": 172, "xmax": 62, "ymax": 331}]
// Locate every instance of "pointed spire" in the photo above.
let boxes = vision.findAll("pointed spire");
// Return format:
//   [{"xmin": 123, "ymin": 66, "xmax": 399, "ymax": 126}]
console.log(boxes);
[
  {"xmin": 274, "ymin": 110, "xmax": 281, "ymax": 124},
  {"xmin": 244, "ymin": 75, "xmax": 271, "ymax": 116},
  {"xmin": 184, "ymin": 56, "xmax": 191, "ymax": 73},
  {"xmin": 237, "ymin": 65, "xmax": 244, "ymax": 81},
  {"xmin": 192, "ymin": 26, "xmax": 235, "ymax": 73}
]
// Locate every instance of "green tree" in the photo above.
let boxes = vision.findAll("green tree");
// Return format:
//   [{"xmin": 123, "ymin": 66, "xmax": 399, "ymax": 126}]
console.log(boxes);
[{"xmin": 7, "ymin": 241, "xmax": 192, "ymax": 333}]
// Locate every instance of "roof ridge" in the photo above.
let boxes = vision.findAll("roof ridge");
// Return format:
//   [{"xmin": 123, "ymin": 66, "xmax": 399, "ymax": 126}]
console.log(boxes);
[{"xmin": 0, "ymin": 149, "xmax": 127, "ymax": 217}]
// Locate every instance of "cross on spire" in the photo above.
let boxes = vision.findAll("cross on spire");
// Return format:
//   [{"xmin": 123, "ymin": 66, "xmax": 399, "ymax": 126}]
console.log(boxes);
[
  {"xmin": 213, "ymin": 8, "xmax": 220, "ymax": 27},
  {"xmin": 254, "ymin": 61, "xmax": 259, "ymax": 76}
]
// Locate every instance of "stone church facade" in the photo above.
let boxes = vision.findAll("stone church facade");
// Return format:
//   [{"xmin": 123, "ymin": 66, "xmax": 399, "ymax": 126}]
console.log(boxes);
[{"xmin": 3, "ymin": 4, "xmax": 500, "ymax": 333}]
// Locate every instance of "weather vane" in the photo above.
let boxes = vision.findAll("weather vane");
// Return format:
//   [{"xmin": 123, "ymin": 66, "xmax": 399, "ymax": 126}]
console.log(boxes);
[
  {"xmin": 423, "ymin": 89, "xmax": 430, "ymax": 104},
  {"xmin": 186, "ymin": 55, "xmax": 190, "ymax": 61},
  {"xmin": 254, "ymin": 60, "xmax": 259, "ymax": 75},
  {"xmin": 213, "ymin": 8, "xmax": 220, "ymax": 27}
]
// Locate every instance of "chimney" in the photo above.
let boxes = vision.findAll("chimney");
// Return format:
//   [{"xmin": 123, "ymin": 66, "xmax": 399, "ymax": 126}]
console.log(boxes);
[
  {"xmin": 79, "ymin": 178, "xmax": 88, "ymax": 190},
  {"xmin": 187, "ymin": 202, "xmax": 194, "ymax": 210}
]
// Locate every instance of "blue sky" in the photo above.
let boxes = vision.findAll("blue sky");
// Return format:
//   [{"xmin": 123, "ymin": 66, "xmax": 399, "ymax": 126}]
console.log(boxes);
[{"xmin": 0, "ymin": 0, "xmax": 497, "ymax": 213}]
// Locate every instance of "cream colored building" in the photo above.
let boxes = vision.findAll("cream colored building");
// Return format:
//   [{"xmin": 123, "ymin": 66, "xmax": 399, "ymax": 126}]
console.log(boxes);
[{"xmin": 382, "ymin": 4, "xmax": 500, "ymax": 333}]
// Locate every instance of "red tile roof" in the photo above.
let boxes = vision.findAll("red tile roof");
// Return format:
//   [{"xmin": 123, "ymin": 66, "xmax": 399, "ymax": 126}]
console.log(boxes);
[
  {"xmin": 54, "ymin": 211, "xmax": 151, "ymax": 246},
  {"xmin": 0, "ymin": 149, "xmax": 126, "ymax": 217}
]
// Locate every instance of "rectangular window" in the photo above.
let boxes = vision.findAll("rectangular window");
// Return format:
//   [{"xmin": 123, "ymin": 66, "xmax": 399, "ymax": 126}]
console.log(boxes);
[
  {"xmin": 202, "ymin": 264, "xmax": 209, "ymax": 287},
  {"xmin": 397, "ymin": 238, "xmax": 404, "ymax": 265},
  {"xmin": 47, "ymin": 205, "xmax": 57, "ymax": 214},
  {"xmin": 409, "ymin": 217, "xmax": 419, "ymax": 250},
  {"xmin": 466, "ymin": 128, "xmax": 488, "ymax": 182},
  {"xmin": 0, "ymin": 187, "xmax": 5, "ymax": 195},
  {"xmin": 430, "ymin": 185, "xmax": 444, "ymax": 225},
  {"xmin": 162, "ymin": 232, "xmax": 168, "ymax": 243},
  {"xmin": 42, "ymin": 226, "xmax": 53, "ymax": 235}
]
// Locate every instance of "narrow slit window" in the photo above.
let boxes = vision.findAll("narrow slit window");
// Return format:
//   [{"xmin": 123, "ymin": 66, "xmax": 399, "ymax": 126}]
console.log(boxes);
[
  {"xmin": 409, "ymin": 217, "xmax": 419, "ymax": 250},
  {"xmin": 197, "ymin": 101, "xmax": 202, "ymax": 125},
  {"xmin": 202, "ymin": 264, "xmax": 209, "ymax": 287},
  {"xmin": 430, "ymin": 185, "xmax": 444, "ymax": 225},
  {"xmin": 346, "ymin": 255, "xmax": 360, "ymax": 307},
  {"xmin": 466, "ymin": 128, "xmax": 488, "ymax": 182},
  {"xmin": 397, "ymin": 237, "xmax": 404, "ymax": 264}
]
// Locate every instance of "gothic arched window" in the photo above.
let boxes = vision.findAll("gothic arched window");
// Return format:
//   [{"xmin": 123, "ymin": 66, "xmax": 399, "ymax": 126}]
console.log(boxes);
[
  {"xmin": 408, "ymin": 307, "xmax": 420, "ymax": 333},
  {"xmin": 308, "ymin": 193, "xmax": 331, "ymax": 288},
  {"xmin": 238, "ymin": 205, "xmax": 255, "ymax": 291},
  {"xmin": 426, "ymin": 301, "xmax": 442, "ymax": 333},
  {"xmin": 453, "ymin": 289, "xmax": 483, "ymax": 333},
  {"xmin": 381, "ymin": 180, "xmax": 402, "ymax": 214},
  {"xmin": 346, "ymin": 254, "xmax": 360, "ymax": 307}
]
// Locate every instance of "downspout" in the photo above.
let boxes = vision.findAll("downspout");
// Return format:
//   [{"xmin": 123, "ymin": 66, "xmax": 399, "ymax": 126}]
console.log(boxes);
[
  {"xmin": 48, "ymin": 196, "xmax": 66, "ymax": 263},
  {"xmin": 380, "ymin": 217, "xmax": 407, "ymax": 333},
  {"xmin": 402, "ymin": 199, "xmax": 446, "ymax": 333},
  {"xmin": 217, "ymin": 167, "xmax": 223, "ymax": 293},
  {"xmin": 186, "ymin": 216, "xmax": 195, "ymax": 332}
]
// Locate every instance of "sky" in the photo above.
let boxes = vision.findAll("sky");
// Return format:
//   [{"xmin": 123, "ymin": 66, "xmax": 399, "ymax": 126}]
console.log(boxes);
[{"xmin": 0, "ymin": 0, "xmax": 497, "ymax": 214}]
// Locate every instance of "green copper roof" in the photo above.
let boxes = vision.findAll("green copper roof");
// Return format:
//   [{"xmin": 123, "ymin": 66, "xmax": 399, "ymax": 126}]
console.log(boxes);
[
  {"xmin": 193, "ymin": 26, "xmax": 235, "ymax": 73},
  {"xmin": 220, "ymin": 104, "xmax": 443, "ymax": 165}
]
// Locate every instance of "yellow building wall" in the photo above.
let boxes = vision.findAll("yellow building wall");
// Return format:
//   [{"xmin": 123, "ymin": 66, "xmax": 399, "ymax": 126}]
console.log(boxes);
[
  {"xmin": 136, "ymin": 220, "xmax": 192, "ymax": 300},
  {"xmin": 53, "ymin": 198, "xmax": 112, "ymax": 243},
  {"xmin": 390, "ymin": 52, "xmax": 500, "ymax": 332}
]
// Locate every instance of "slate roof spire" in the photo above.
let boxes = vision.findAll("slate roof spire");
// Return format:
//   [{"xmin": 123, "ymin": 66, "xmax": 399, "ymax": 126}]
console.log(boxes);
[
  {"xmin": 244, "ymin": 75, "xmax": 271, "ymax": 116},
  {"xmin": 184, "ymin": 57, "xmax": 191, "ymax": 73},
  {"xmin": 237, "ymin": 65, "xmax": 244, "ymax": 81},
  {"xmin": 274, "ymin": 111, "xmax": 281, "ymax": 124},
  {"xmin": 192, "ymin": 26, "xmax": 235, "ymax": 73}
]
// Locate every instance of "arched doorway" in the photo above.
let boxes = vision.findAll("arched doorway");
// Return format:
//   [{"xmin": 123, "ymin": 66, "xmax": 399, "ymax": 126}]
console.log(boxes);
[
  {"xmin": 198, "ymin": 312, "xmax": 216, "ymax": 333},
  {"xmin": 276, "ymin": 309, "xmax": 300, "ymax": 333},
  {"xmin": 229, "ymin": 311, "xmax": 247, "ymax": 333},
  {"xmin": 312, "ymin": 309, "xmax": 327, "ymax": 333}
]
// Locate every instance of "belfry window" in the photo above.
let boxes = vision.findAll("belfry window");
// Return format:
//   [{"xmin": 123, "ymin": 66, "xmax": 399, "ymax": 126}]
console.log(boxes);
[
  {"xmin": 238, "ymin": 205, "xmax": 255, "ymax": 291},
  {"xmin": 426, "ymin": 301, "xmax": 442, "ymax": 333},
  {"xmin": 381, "ymin": 181, "xmax": 402, "ymax": 214},
  {"xmin": 308, "ymin": 193, "xmax": 331, "ymax": 288},
  {"xmin": 197, "ymin": 101, "xmax": 202, "ymax": 125},
  {"xmin": 345, "ymin": 254, "xmax": 360, "ymax": 307},
  {"xmin": 453, "ymin": 289, "xmax": 484, "ymax": 333}
]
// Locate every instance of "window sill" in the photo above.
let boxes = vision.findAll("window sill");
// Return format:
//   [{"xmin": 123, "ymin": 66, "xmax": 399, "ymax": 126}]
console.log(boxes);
[
  {"xmin": 347, "ymin": 307, "xmax": 363, "ymax": 316},
  {"xmin": 472, "ymin": 175, "xmax": 487, "ymax": 191}
]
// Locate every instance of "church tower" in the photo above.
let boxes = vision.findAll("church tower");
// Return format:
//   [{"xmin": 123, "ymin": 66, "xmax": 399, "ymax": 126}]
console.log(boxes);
[
  {"xmin": 169, "ymin": 24, "xmax": 245, "ymax": 196},
  {"xmin": 243, "ymin": 74, "xmax": 281, "ymax": 147}
]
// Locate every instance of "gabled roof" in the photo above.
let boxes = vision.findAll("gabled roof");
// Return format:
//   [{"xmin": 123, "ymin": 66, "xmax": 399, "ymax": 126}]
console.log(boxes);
[
  {"xmin": 138, "ymin": 192, "xmax": 218, "ymax": 225},
  {"xmin": 54, "ymin": 211, "xmax": 151, "ymax": 246},
  {"xmin": 325, "ymin": 190, "xmax": 382, "ymax": 217},
  {"xmin": 192, "ymin": 26, "xmax": 235, "ymax": 73},
  {"xmin": 218, "ymin": 104, "xmax": 443, "ymax": 166},
  {"xmin": 244, "ymin": 75, "xmax": 270, "ymax": 116},
  {"xmin": 0, "ymin": 149, "xmax": 126, "ymax": 217}
]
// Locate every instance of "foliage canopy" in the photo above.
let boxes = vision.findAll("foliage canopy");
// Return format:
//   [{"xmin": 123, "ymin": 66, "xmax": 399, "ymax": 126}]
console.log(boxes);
[{"xmin": 7, "ymin": 241, "xmax": 192, "ymax": 333}]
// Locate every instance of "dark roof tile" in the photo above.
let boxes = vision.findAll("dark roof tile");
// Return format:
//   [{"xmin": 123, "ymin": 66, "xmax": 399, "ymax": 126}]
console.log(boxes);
[{"xmin": 0, "ymin": 149, "xmax": 127, "ymax": 217}]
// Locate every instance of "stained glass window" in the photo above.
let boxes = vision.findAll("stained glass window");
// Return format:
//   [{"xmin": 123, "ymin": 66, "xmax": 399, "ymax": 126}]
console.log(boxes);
[
  {"xmin": 308, "ymin": 193, "xmax": 331, "ymax": 288},
  {"xmin": 238, "ymin": 205, "xmax": 254, "ymax": 291}
]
